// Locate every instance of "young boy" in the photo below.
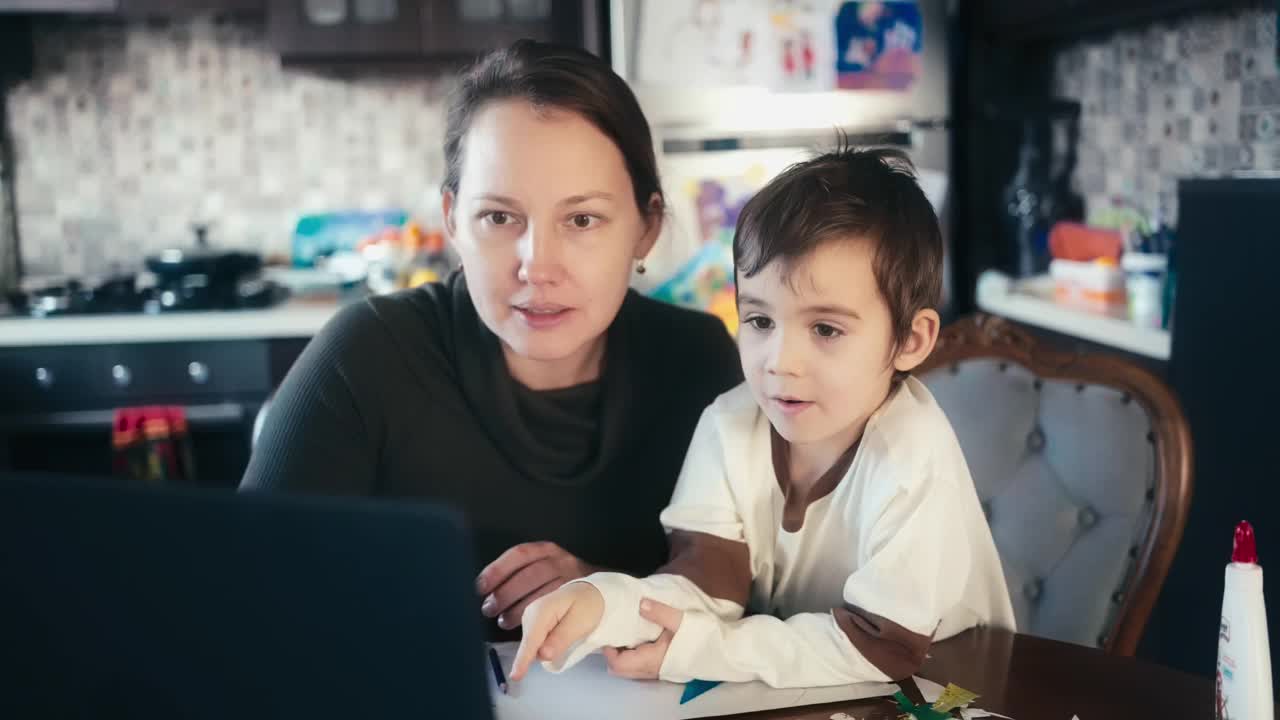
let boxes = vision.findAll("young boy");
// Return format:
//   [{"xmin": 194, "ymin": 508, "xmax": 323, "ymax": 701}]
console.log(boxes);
[{"xmin": 510, "ymin": 146, "xmax": 1015, "ymax": 688}]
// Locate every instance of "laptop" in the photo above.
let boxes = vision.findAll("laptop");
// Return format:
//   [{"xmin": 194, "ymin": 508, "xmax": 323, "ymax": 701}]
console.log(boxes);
[{"xmin": 0, "ymin": 473, "xmax": 495, "ymax": 720}]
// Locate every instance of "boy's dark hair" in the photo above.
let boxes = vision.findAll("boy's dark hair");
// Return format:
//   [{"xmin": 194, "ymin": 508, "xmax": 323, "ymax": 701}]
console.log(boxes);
[
  {"xmin": 733, "ymin": 144, "xmax": 943, "ymax": 350},
  {"xmin": 443, "ymin": 40, "xmax": 664, "ymax": 220}
]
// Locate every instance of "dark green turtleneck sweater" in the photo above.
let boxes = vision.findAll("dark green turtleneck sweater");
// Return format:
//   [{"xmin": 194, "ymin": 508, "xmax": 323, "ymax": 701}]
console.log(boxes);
[{"xmin": 241, "ymin": 272, "xmax": 742, "ymax": 588}]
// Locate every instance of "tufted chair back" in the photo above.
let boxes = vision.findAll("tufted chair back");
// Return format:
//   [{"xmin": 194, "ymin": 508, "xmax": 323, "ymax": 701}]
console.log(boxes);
[{"xmin": 917, "ymin": 315, "xmax": 1192, "ymax": 655}]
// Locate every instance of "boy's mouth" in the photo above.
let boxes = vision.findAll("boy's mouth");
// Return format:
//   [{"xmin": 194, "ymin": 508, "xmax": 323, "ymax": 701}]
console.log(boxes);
[{"xmin": 771, "ymin": 396, "xmax": 814, "ymax": 416}]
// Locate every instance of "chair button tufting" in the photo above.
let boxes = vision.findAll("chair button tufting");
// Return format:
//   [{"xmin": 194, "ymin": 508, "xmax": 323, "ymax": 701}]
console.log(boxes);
[
  {"xmin": 1078, "ymin": 505, "xmax": 1099, "ymax": 529},
  {"xmin": 1024, "ymin": 579, "xmax": 1044, "ymax": 603},
  {"xmin": 1026, "ymin": 426, "xmax": 1046, "ymax": 453}
]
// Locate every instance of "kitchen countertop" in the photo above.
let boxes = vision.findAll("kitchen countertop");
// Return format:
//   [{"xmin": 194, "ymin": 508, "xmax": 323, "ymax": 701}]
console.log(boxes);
[
  {"xmin": 975, "ymin": 270, "xmax": 1171, "ymax": 360},
  {"xmin": 0, "ymin": 299, "xmax": 344, "ymax": 347}
]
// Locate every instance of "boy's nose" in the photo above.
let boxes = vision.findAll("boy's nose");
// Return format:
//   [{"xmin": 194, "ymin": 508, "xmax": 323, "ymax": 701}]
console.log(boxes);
[{"xmin": 765, "ymin": 332, "xmax": 803, "ymax": 377}]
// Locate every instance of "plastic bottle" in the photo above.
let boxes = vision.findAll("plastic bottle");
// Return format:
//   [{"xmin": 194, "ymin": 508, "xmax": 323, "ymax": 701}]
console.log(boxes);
[{"xmin": 1217, "ymin": 521, "xmax": 1273, "ymax": 720}]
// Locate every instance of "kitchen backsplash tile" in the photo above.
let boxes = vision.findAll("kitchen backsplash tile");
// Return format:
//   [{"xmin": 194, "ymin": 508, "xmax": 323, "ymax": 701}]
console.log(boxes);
[
  {"xmin": 1055, "ymin": 5, "xmax": 1278, "ymax": 225},
  {"xmin": 4, "ymin": 15, "xmax": 453, "ymax": 277}
]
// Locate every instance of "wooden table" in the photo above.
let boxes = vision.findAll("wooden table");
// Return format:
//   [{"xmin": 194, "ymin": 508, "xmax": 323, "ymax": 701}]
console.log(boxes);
[{"xmin": 732, "ymin": 628, "xmax": 1216, "ymax": 720}]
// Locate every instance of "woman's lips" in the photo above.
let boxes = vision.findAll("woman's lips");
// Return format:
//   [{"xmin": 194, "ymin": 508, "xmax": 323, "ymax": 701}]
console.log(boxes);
[{"xmin": 513, "ymin": 303, "xmax": 573, "ymax": 329}]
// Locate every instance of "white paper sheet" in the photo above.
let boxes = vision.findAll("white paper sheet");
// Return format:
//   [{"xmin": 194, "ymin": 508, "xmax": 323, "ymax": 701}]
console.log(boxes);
[{"xmin": 491, "ymin": 642, "xmax": 898, "ymax": 720}]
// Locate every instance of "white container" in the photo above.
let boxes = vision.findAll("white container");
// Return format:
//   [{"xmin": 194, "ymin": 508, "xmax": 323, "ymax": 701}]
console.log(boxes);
[
  {"xmin": 1217, "ymin": 521, "xmax": 1273, "ymax": 720},
  {"xmin": 1049, "ymin": 258, "xmax": 1126, "ymax": 311},
  {"xmin": 1121, "ymin": 252, "xmax": 1168, "ymax": 329}
]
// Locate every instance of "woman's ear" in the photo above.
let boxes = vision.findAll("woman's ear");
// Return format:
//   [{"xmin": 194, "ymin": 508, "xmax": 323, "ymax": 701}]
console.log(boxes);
[
  {"xmin": 442, "ymin": 190, "xmax": 458, "ymax": 239},
  {"xmin": 892, "ymin": 308, "xmax": 941, "ymax": 373},
  {"xmin": 636, "ymin": 192, "xmax": 663, "ymax": 260}
]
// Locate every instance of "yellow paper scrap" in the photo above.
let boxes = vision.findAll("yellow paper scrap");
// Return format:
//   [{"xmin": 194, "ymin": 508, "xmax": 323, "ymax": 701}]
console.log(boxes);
[{"xmin": 932, "ymin": 683, "xmax": 980, "ymax": 712}]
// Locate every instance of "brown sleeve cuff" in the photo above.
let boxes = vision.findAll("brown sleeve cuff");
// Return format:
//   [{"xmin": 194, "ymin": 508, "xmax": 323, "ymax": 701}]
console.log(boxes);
[
  {"xmin": 657, "ymin": 530, "xmax": 752, "ymax": 606},
  {"xmin": 832, "ymin": 603, "xmax": 932, "ymax": 680}
]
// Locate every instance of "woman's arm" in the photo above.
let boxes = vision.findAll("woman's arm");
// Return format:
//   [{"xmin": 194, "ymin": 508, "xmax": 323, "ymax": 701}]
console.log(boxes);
[{"xmin": 240, "ymin": 303, "xmax": 386, "ymax": 494}]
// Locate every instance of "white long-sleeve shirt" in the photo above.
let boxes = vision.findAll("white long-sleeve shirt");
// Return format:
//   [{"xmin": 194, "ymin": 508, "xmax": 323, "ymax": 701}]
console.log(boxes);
[{"xmin": 549, "ymin": 377, "xmax": 1014, "ymax": 688}]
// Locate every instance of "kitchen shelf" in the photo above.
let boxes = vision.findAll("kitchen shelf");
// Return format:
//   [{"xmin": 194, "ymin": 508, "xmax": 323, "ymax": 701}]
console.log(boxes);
[{"xmin": 975, "ymin": 271, "xmax": 1171, "ymax": 360}]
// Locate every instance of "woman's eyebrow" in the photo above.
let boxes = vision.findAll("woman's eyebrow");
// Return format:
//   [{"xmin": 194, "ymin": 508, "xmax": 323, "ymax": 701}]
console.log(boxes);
[{"xmin": 560, "ymin": 191, "xmax": 615, "ymax": 206}]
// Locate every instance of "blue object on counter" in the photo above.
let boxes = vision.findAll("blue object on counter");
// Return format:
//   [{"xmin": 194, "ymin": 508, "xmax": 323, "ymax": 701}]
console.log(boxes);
[
  {"xmin": 292, "ymin": 210, "xmax": 407, "ymax": 267},
  {"xmin": 680, "ymin": 679, "xmax": 722, "ymax": 704}
]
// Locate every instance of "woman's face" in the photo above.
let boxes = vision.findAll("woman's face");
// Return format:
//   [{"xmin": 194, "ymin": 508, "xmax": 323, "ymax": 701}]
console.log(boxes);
[{"xmin": 444, "ymin": 100, "xmax": 659, "ymax": 386}]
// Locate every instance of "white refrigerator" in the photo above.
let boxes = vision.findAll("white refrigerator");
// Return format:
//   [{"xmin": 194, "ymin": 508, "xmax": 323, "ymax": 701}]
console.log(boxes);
[{"xmin": 610, "ymin": 0, "xmax": 955, "ymax": 320}]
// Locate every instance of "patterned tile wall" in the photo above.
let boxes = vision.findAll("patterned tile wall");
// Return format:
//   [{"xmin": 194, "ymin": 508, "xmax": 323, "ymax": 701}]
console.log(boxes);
[
  {"xmin": 4, "ymin": 15, "xmax": 454, "ymax": 277},
  {"xmin": 1054, "ymin": 5, "xmax": 1278, "ymax": 226}
]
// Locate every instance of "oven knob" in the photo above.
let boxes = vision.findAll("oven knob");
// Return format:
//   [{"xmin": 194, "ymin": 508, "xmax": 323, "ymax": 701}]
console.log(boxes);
[
  {"xmin": 35, "ymin": 366, "xmax": 54, "ymax": 388},
  {"xmin": 188, "ymin": 361, "xmax": 210, "ymax": 385},
  {"xmin": 112, "ymin": 364, "xmax": 132, "ymax": 388}
]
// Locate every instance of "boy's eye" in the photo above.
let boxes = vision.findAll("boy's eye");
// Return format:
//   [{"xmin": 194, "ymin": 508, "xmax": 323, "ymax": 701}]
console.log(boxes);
[
  {"xmin": 483, "ymin": 211, "xmax": 513, "ymax": 225},
  {"xmin": 746, "ymin": 316, "xmax": 774, "ymax": 331},
  {"xmin": 813, "ymin": 323, "xmax": 843, "ymax": 339}
]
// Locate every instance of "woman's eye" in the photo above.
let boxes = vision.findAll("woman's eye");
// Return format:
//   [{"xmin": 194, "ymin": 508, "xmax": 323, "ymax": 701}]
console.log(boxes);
[
  {"xmin": 570, "ymin": 214, "xmax": 597, "ymax": 229},
  {"xmin": 813, "ymin": 323, "xmax": 843, "ymax": 339}
]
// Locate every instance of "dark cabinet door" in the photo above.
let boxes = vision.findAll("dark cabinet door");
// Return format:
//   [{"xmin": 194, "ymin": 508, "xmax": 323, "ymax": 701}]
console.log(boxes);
[
  {"xmin": 0, "ymin": 0, "xmax": 116, "ymax": 11},
  {"xmin": 422, "ymin": 0, "xmax": 583, "ymax": 55},
  {"xmin": 118, "ymin": 0, "xmax": 265, "ymax": 16},
  {"xmin": 269, "ymin": 0, "xmax": 422, "ymax": 58}
]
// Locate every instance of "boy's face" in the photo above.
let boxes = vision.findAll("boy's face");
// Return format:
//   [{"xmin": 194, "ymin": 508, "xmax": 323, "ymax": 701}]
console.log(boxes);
[{"xmin": 736, "ymin": 238, "xmax": 898, "ymax": 450}]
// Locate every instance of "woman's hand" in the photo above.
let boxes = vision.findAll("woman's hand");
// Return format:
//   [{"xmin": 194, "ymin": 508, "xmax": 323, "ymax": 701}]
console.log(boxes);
[
  {"xmin": 476, "ymin": 541, "xmax": 598, "ymax": 629},
  {"xmin": 510, "ymin": 583, "xmax": 605, "ymax": 680}
]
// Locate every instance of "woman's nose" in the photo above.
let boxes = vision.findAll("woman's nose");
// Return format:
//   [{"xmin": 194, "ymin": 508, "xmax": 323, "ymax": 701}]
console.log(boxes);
[{"xmin": 516, "ymin": 225, "xmax": 567, "ymax": 286}]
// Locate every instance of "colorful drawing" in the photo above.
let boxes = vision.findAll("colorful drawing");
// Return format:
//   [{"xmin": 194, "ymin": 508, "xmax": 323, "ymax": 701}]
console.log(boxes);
[
  {"xmin": 637, "ymin": 0, "xmax": 771, "ymax": 87},
  {"xmin": 768, "ymin": 0, "xmax": 836, "ymax": 92},
  {"xmin": 650, "ymin": 174, "xmax": 766, "ymax": 336},
  {"xmin": 834, "ymin": 0, "xmax": 923, "ymax": 91}
]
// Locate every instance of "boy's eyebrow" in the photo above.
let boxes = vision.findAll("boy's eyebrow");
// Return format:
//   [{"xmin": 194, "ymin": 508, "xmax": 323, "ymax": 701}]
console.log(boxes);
[
  {"xmin": 737, "ymin": 293, "xmax": 771, "ymax": 309},
  {"xmin": 805, "ymin": 304, "xmax": 862, "ymax": 320}
]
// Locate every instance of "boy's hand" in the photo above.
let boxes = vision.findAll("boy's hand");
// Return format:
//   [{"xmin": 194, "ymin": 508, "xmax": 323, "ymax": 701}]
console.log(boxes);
[
  {"xmin": 603, "ymin": 598, "xmax": 684, "ymax": 680},
  {"xmin": 510, "ymin": 582, "xmax": 605, "ymax": 681}
]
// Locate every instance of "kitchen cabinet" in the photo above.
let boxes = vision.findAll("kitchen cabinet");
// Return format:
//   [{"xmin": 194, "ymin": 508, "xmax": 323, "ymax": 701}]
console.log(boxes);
[
  {"xmin": 423, "ymin": 0, "xmax": 579, "ymax": 54},
  {"xmin": 0, "ymin": 0, "xmax": 116, "ymax": 12},
  {"xmin": 0, "ymin": 0, "xmax": 263, "ymax": 14},
  {"xmin": 0, "ymin": 337, "xmax": 308, "ymax": 486},
  {"xmin": 269, "ymin": 0, "xmax": 423, "ymax": 59},
  {"xmin": 269, "ymin": 0, "xmax": 597, "ymax": 61},
  {"xmin": 118, "ymin": 0, "xmax": 265, "ymax": 16}
]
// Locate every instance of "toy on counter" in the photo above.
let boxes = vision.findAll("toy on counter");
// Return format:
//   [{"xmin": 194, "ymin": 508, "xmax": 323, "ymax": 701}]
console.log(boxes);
[
  {"xmin": 291, "ymin": 210, "xmax": 408, "ymax": 268},
  {"xmin": 358, "ymin": 220, "xmax": 453, "ymax": 294}
]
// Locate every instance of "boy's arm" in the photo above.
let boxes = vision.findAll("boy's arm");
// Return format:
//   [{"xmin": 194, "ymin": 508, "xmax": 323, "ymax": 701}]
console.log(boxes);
[
  {"xmin": 658, "ymin": 473, "xmax": 971, "ymax": 688},
  {"xmin": 547, "ymin": 406, "xmax": 753, "ymax": 671}
]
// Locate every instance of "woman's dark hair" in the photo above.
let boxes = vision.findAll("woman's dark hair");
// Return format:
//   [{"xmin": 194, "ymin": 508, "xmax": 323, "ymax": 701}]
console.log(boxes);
[{"xmin": 443, "ymin": 40, "xmax": 663, "ymax": 218}]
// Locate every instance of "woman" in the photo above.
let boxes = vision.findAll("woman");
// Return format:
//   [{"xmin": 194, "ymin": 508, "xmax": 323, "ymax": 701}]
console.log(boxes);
[{"xmin": 241, "ymin": 41, "xmax": 742, "ymax": 635}]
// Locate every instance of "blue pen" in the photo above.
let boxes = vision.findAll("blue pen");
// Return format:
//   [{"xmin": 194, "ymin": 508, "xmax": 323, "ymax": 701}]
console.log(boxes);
[{"xmin": 487, "ymin": 646, "xmax": 508, "ymax": 694}]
